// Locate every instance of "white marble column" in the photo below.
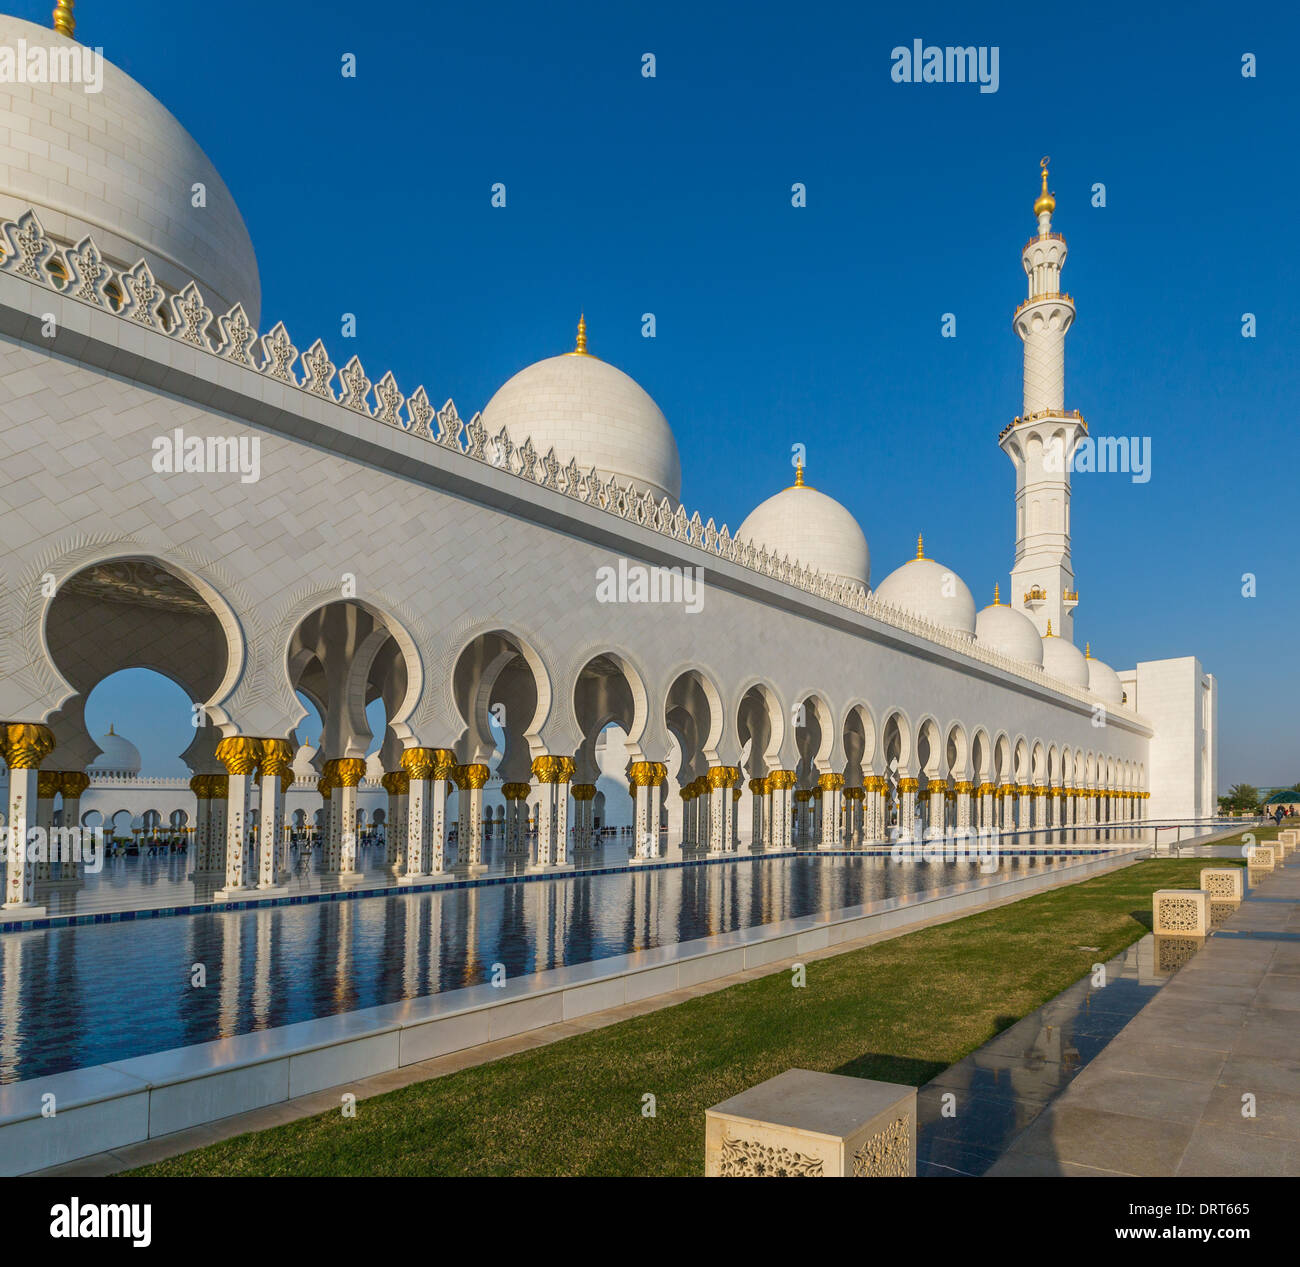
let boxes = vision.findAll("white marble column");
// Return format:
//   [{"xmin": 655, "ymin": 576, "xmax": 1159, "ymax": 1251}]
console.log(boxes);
[
  {"xmin": 257, "ymin": 739, "xmax": 293, "ymax": 889},
  {"xmin": 819, "ymin": 774, "xmax": 843, "ymax": 848},
  {"xmin": 216, "ymin": 736, "xmax": 259, "ymax": 897},
  {"xmin": 2, "ymin": 724, "xmax": 54, "ymax": 911}
]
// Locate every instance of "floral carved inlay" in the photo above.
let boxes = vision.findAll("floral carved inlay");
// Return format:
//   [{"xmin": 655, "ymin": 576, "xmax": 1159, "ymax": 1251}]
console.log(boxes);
[
  {"xmin": 851, "ymin": 1116, "xmax": 911, "ymax": 1177},
  {"xmin": 718, "ymin": 1134, "xmax": 824, "ymax": 1177}
]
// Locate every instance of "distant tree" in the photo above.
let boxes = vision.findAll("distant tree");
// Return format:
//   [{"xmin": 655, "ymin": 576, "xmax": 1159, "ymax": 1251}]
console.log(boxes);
[{"xmin": 1224, "ymin": 784, "xmax": 1261, "ymax": 814}]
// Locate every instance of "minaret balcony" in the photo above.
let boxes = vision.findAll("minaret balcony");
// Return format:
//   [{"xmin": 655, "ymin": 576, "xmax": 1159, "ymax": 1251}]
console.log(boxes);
[
  {"xmin": 1014, "ymin": 291, "xmax": 1074, "ymax": 321},
  {"xmin": 1023, "ymin": 586, "xmax": 1047, "ymax": 608},
  {"xmin": 1064, "ymin": 588, "xmax": 1080, "ymax": 607},
  {"xmin": 998, "ymin": 409, "xmax": 1087, "ymax": 442},
  {"xmin": 1022, "ymin": 232, "xmax": 1066, "ymax": 253}
]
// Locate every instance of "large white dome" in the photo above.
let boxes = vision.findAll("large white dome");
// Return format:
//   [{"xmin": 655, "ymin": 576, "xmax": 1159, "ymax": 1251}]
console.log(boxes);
[
  {"xmin": 1040, "ymin": 629, "xmax": 1090, "ymax": 687},
  {"xmin": 1085, "ymin": 648, "xmax": 1126, "ymax": 704},
  {"xmin": 89, "ymin": 726, "xmax": 141, "ymax": 777},
  {"xmin": 0, "ymin": 15, "xmax": 261, "ymax": 321},
  {"xmin": 736, "ymin": 466, "xmax": 870, "ymax": 588},
  {"xmin": 874, "ymin": 540, "xmax": 976, "ymax": 636},
  {"xmin": 975, "ymin": 594, "xmax": 1044, "ymax": 665},
  {"xmin": 481, "ymin": 324, "xmax": 681, "ymax": 503}
]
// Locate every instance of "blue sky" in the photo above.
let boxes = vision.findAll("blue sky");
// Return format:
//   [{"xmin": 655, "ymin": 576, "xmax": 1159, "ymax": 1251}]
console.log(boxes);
[{"xmin": 38, "ymin": 0, "xmax": 1296, "ymax": 789}]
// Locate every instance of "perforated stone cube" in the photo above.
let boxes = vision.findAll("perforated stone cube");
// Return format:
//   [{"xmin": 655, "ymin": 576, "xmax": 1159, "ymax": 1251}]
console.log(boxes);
[
  {"xmin": 705, "ymin": 1068, "xmax": 916, "ymax": 1177},
  {"xmin": 1200, "ymin": 867, "xmax": 1244, "ymax": 903},
  {"xmin": 1247, "ymin": 845, "xmax": 1276, "ymax": 872},
  {"xmin": 1152, "ymin": 888, "xmax": 1209, "ymax": 937}
]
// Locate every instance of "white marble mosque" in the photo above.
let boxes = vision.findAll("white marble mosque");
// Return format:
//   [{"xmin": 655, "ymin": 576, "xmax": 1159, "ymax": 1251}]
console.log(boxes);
[{"xmin": 0, "ymin": 8, "xmax": 1218, "ymax": 916}]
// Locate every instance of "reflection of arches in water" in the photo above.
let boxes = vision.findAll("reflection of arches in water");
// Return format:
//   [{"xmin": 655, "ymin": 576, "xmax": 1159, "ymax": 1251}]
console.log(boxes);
[
  {"xmin": 169, "ymin": 808, "xmax": 189, "ymax": 830},
  {"xmin": 292, "ymin": 808, "xmax": 307, "ymax": 829},
  {"xmin": 82, "ymin": 809, "xmax": 103, "ymax": 829}
]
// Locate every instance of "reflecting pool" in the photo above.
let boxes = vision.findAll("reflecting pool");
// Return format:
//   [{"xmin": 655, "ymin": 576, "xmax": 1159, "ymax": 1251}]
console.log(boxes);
[{"xmin": 0, "ymin": 850, "xmax": 1093, "ymax": 1082}]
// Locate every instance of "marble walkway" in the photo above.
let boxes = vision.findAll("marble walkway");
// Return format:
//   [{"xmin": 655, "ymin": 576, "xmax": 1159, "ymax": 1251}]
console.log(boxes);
[{"xmin": 981, "ymin": 860, "xmax": 1300, "ymax": 1176}]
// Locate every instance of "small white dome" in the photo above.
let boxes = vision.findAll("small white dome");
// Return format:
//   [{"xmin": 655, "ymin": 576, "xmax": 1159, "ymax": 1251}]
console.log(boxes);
[
  {"xmin": 874, "ymin": 540, "xmax": 976, "ymax": 636},
  {"xmin": 89, "ymin": 727, "xmax": 141, "ymax": 777},
  {"xmin": 0, "ymin": 15, "xmax": 261, "ymax": 321},
  {"xmin": 482, "ymin": 326, "xmax": 680, "ymax": 503},
  {"xmin": 1085, "ymin": 651, "xmax": 1125, "ymax": 704},
  {"xmin": 975, "ymin": 599, "xmax": 1044, "ymax": 665},
  {"xmin": 736, "ymin": 467, "xmax": 870, "ymax": 588},
  {"xmin": 1040, "ymin": 632, "xmax": 1090, "ymax": 687}
]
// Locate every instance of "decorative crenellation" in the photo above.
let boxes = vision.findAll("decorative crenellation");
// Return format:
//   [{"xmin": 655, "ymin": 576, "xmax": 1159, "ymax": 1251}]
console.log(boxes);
[{"xmin": 0, "ymin": 206, "xmax": 1143, "ymax": 723}]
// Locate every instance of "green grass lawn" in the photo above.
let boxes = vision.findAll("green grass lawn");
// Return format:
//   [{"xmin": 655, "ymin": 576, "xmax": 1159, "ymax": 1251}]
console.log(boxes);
[{"xmin": 130, "ymin": 857, "xmax": 1238, "ymax": 1177}]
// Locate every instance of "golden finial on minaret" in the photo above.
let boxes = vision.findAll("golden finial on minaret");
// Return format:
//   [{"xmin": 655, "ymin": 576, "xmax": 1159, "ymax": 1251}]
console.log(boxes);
[
  {"xmin": 993, "ymin": 582, "xmax": 1001, "ymax": 606},
  {"xmin": 916, "ymin": 533, "xmax": 924, "ymax": 560},
  {"xmin": 1085, "ymin": 642, "xmax": 1091, "ymax": 659},
  {"xmin": 572, "ymin": 313, "xmax": 588, "ymax": 356},
  {"xmin": 792, "ymin": 458, "xmax": 806, "ymax": 488},
  {"xmin": 52, "ymin": 0, "xmax": 75, "ymax": 38},
  {"xmin": 1034, "ymin": 155, "xmax": 1055, "ymax": 218},
  {"xmin": 1045, "ymin": 619, "xmax": 1054, "ymax": 637}
]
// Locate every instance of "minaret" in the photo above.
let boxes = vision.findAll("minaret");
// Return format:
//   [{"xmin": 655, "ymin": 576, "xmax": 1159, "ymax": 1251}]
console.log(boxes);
[{"xmin": 1000, "ymin": 157, "xmax": 1084, "ymax": 642}]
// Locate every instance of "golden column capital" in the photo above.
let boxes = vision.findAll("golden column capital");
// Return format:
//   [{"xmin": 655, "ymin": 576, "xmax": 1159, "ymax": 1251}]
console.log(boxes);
[
  {"xmin": 768, "ymin": 770, "xmax": 798, "ymax": 790},
  {"xmin": 954, "ymin": 781, "xmax": 975, "ymax": 794},
  {"xmin": 844, "ymin": 785, "xmax": 865, "ymax": 800},
  {"xmin": 570, "ymin": 783, "xmax": 598, "ymax": 801},
  {"xmin": 532, "ymin": 755, "xmax": 575, "ymax": 784},
  {"xmin": 190, "ymin": 774, "xmax": 209, "ymax": 798},
  {"xmin": 334, "ymin": 758, "xmax": 367, "ymax": 788},
  {"xmin": 817, "ymin": 772, "xmax": 845, "ymax": 791},
  {"xmin": 460, "ymin": 763, "xmax": 490, "ymax": 790},
  {"xmin": 259, "ymin": 738, "xmax": 294, "ymax": 781},
  {"xmin": 706, "ymin": 765, "xmax": 736, "ymax": 790},
  {"xmin": 2, "ymin": 722, "xmax": 55, "ymax": 769},
  {"xmin": 733, "ymin": 787, "xmax": 742, "ymax": 801},
  {"xmin": 793, "ymin": 789, "xmax": 812, "ymax": 804},
  {"xmin": 60, "ymin": 770, "xmax": 91, "ymax": 798},
  {"xmin": 216, "ymin": 736, "xmax": 262, "ymax": 776},
  {"xmin": 316, "ymin": 774, "xmax": 334, "ymax": 800},
  {"xmin": 208, "ymin": 773, "xmax": 229, "ymax": 800},
  {"xmin": 37, "ymin": 770, "xmax": 62, "ymax": 798},
  {"xmin": 627, "ymin": 761, "xmax": 660, "ymax": 788},
  {"xmin": 748, "ymin": 778, "xmax": 767, "ymax": 795},
  {"xmin": 897, "ymin": 777, "xmax": 918, "ymax": 793},
  {"xmin": 501, "ymin": 782, "xmax": 532, "ymax": 800}
]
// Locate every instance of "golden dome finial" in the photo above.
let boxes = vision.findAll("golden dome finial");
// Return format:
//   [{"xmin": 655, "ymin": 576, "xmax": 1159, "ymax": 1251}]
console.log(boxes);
[
  {"xmin": 573, "ymin": 313, "xmax": 588, "ymax": 356},
  {"xmin": 793, "ymin": 457, "xmax": 806, "ymax": 488},
  {"xmin": 993, "ymin": 582, "xmax": 1001, "ymax": 606},
  {"xmin": 1085, "ymin": 641, "xmax": 1091, "ymax": 659},
  {"xmin": 1045, "ymin": 619, "xmax": 1054, "ymax": 638},
  {"xmin": 52, "ymin": 0, "xmax": 75, "ymax": 38},
  {"xmin": 1034, "ymin": 155, "xmax": 1055, "ymax": 218},
  {"xmin": 916, "ymin": 533, "xmax": 924, "ymax": 560}
]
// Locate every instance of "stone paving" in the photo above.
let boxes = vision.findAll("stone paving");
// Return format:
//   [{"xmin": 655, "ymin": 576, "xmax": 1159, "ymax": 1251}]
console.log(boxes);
[{"xmin": 985, "ymin": 860, "xmax": 1300, "ymax": 1176}]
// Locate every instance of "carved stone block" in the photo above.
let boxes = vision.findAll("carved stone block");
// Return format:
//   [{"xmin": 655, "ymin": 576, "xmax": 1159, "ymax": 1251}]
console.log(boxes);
[
  {"xmin": 1199, "ymin": 867, "xmax": 1244, "ymax": 903},
  {"xmin": 1152, "ymin": 889, "xmax": 1209, "ymax": 937},
  {"xmin": 705, "ymin": 1068, "xmax": 916, "ymax": 1177},
  {"xmin": 1247, "ymin": 845, "xmax": 1276, "ymax": 872}
]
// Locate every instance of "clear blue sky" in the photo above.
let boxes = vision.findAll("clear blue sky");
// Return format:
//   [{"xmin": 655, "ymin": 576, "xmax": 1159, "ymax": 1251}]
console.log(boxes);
[{"xmin": 38, "ymin": 0, "xmax": 1296, "ymax": 790}]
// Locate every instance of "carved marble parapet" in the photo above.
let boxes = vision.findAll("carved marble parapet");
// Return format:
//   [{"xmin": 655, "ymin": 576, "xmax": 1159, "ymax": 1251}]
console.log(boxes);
[
  {"xmin": 1152, "ymin": 888, "xmax": 1209, "ymax": 937},
  {"xmin": 705, "ymin": 1068, "xmax": 916, "ymax": 1178}
]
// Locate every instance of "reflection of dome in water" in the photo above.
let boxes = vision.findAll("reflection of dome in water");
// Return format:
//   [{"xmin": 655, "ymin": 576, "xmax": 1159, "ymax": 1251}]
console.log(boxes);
[
  {"xmin": 0, "ymin": 13, "xmax": 262, "ymax": 320},
  {"xmin": 89, "ymin": 725, "xmax": 141, "ymax": 776}
]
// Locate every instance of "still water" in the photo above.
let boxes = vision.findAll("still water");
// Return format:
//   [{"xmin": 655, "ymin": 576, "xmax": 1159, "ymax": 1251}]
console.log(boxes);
[{"xmin": 0, "ymin": 851, "xmax": 1084, "ymax": 1082}]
